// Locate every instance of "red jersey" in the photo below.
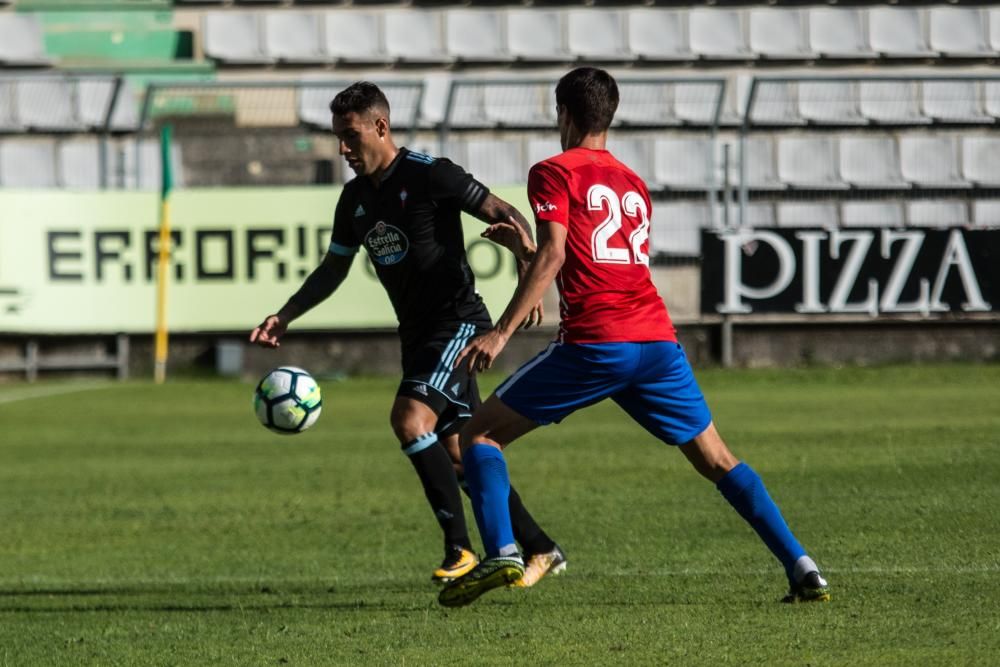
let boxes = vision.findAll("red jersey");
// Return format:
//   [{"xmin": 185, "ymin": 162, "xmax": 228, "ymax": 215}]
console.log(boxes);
[{"xmin": 528, "ymin": 147, "xmax": 676, "ymax": 344}]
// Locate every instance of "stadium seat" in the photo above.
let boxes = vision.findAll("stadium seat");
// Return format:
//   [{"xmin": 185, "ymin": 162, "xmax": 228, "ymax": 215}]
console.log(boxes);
[
  {"xmin": 77, "ymin": 78, "xmax": 140, "ymax": 131},
  {"xmin": 808, "ymin": 8, "xmax": 877, "ymax": 59},
  {"xmin": 57, "ymin": 139, "xmax": 102, "ymax": 190},
  {"xmin": 776, "ymin": 202, "xmax": 839, "ymax": 228},
  {"xmin": 567, "ymin": 10, "xmax": 631, "ymax": 62},
  {"xmin": 798, "ymin": 81, "xmax": 867, "ymax": 125},
  {"xmin": 777, "ymin": 136, "xmax": 847, "ymax": 189},
  {"xmin": 653, "ymin": 138, "xmax": 716, "ymax": 190},
  {"xmin": 324, "ymin": 11, "xmax": 391, "ymax": 64},
  {"xmin": 606, "ymin": 137, "xmax": 654, "ymax": 186},
  {"xmin": 527, "ymin": 138, "xmax": 562, "ymax": 168},
  {"xmin": 921, "ymin": 81, "xmax": 990, "ymax": 123},
  {"xmin": 859, "ymin": 82, "xmax": 931, "ymax": 125},
  {"xmin": 384, "ymin": 10, "xmax": 451, "ymax": 64},
  {"xmin": 961, "ymin": 136, "xmax": 1000, "ymax": 186},
  {"xmin": 0, "ymin": 14, "xmax": 51, "ymax": 65},
  {"xmin": 928, "ymin": 8, "xmax": 993, "ymax": 58},
  {"xmin": 749, "ymin": 82, "xmax": 804, "ymax": 126},
  {"xmin": 15, "ymin": 80, "xmax": 81, "ymax": 132},
  {"xmin": 740, "ymin": 136, "xmax": 784, "ymax": 191},
  {"xmin": 483, "ymin": 84, "xmax": 555, "ymax": 128},
  {"xmin": 899, "ymin": 136, "xmax": 970, "ymax": 188},
  {"xmin": 985, "ymin": 82, "xmax": 1000, "ymax": 119},
  {"xmin": 463, "ymin": 139, "xmax": 523, "ymax": 186},
  {"xmin": 868, "ymin": 8, "xmax": 936, "ymax": 58},
  {"xmin": 648, "ymin": 201, "xmax": 711, "ymax": 256},
  {"xmin": 627, "ymin": 9, "xmax": 691, "ymax": 62},
  {"xmin": 991, "ymin": 8, "xmax": 1000, "ymax": 53},
  {"xmin": 203, "ymin": 13, "xmax": 273, "ymax": 64},
  {"xmin": 689, "ymin": 9, "xmax": 754, "ymax": 60},
  {"xmin": 506, "ymin": 10, "xmax": 567, "ymax": 63},
  {"xmin": 906, "ymin": 200, "xmax": 970, "ymax": 227},
  {"xmin": 675, "ymin": 81, "xmax": 726, "ymax": 126},
  {"xmin": 444, "ymin": 10, "xmax": 511, "ymax": 63},
  {"xmin": 972, "ymin": 199, "xmax": 1000, "ymax": 226},
  {"xmin": 264, "ymin": 12, "xmax": 326, "ymax": 64},
  {"xmin": 839, "ymin": 137, "xmax": 908, "ymax": 189},
  {"xmin": 841, "ymin": 201, "xmax": 906, "ymax": 227},
  {"xmin": 742, "ymin": 202, "xmax": 776, "ymax": 227},
  {"xmin": 616, "ymin": 83, "xmax": 677, "ymax": 127},
  {"xmin": 123, "ymin": 139, "xmax": 184, "ymax": 190},
  {"xmin": 0, "ymin": 139, "xmax": 58, "ymax": 188},
  {"xmin": 0, "ymin": 81, "xmax": 22, "ymax": 132},
  {"xmin": 748, "ymin": 9, "xmax": 813, "ymax": 60}
]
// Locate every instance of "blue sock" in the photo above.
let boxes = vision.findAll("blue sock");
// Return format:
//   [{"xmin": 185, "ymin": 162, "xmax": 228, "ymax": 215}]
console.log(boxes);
[
  {"xmin": 716, "ymin": 462, "xmax": 806, "ymax": 582},
  {"xmin": 463, "ymin": 444, "xmax": 516, "ymax": 558}
]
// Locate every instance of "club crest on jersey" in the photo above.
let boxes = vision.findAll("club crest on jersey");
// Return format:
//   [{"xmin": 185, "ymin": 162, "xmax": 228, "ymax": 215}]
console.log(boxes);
[
  {"xmin": 364, "ymin": 220, "xmax": 409, "ymax": 266},
  {"xmin": 399, "ymin": 189, "xmax": 408, "ymax": 208}
]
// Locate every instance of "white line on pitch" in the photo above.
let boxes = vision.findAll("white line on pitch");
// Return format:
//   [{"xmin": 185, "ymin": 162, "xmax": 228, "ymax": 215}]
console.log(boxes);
[{"xmin": 0, "ymin": 383, "xmax": 116, "ymax": 406}]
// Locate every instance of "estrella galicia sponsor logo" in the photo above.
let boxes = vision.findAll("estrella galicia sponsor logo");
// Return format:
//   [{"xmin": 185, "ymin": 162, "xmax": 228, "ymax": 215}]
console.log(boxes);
[{"xmin": 364, "ymin": 221, "xmax": 409, "ymax": 266}]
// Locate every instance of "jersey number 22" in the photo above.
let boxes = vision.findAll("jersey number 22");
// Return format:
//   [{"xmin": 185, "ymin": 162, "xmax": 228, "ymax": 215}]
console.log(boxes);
[{"xmin": 587, "ymin": 184, "xmax": 650, "ymax": 266}]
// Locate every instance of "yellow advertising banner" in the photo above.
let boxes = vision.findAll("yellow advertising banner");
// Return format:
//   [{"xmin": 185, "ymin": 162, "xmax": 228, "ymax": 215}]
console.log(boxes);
[{"xmin": 0, "ymin": 187, "xmax": 528, "ymax": 333}]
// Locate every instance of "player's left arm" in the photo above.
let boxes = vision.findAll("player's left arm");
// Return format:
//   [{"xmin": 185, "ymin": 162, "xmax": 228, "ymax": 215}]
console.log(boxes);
[{"xmin": 455, "ymin": 220, "xmax": 566, "ymax": 373}]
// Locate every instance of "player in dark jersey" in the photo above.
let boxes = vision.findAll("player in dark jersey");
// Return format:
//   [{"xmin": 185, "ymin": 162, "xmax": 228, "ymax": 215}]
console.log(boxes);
[
  {"xmin": 250, "ymin": 82, "xmax": 564, "ymax": 585},
  {"xmin": 439, "ymin": 68, "xmax": 828, "ymax": 607}
]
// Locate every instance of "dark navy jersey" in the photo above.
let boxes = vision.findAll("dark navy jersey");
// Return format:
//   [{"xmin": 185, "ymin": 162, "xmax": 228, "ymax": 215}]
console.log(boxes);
[{"xmin": 329, "ymin": 148, "xmax": 493, "ymax": 339}]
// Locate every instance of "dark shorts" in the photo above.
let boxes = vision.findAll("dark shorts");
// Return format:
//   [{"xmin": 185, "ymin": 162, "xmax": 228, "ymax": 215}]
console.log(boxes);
[
  {"xmin": 495, "ymin": 341, "xmax": 712, "ymax": 446},
  {"xmin": 397, "ymin": 321, "xmax": 487, "ymax": 438}
]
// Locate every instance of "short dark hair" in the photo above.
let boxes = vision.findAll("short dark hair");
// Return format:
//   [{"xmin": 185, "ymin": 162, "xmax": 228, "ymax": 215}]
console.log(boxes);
[
  {"xmin": 555, "ymin": 67, "xmax": 619, "ymax": 135},
  {"xmin": 329, "ymin": 81, "xmax": 390, "ymax": 119}
]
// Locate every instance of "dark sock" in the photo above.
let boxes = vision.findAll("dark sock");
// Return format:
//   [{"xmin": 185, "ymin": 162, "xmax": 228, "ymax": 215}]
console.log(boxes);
[
  {"xmin": 402, "ymin": 433, "xmax": 472, "ymax": 551},
  {"xmin": 458, "ymin": 473, "xmax": 556, "ymax": 557}
]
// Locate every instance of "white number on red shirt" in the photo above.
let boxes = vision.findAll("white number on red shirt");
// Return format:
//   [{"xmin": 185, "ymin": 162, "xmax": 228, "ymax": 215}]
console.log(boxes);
[{"xmin": 588, "ymin": 185, "xmax": 650, "ymax": 266}]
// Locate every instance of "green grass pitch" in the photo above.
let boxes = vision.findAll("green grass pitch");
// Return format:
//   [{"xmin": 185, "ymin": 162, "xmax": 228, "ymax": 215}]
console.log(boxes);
[{"xmin": 1, "ymin": 364, "xmax": 998, "ymax": 665}]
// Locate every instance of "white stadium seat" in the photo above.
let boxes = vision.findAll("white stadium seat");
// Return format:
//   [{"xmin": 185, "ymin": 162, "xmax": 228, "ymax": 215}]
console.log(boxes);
[
  {"xmin": 740, "ymin": 136, "xmax": 784, "ymax": 190},
  {"xmin": 463, "ymin": 139, "xmax": 523, "ymax": 186},
  {"xmin": 961, "ymin": 136, "xmax": 1000, "ymax": 186},
  {"xmin": 921, "ymin": 81, "xmax": 990, "ymax": 123},
  {"xmin": 798, "ymin": 81, "xmax": 866, "ymax": 125},
  {"xmin": 929, "ymin": 8, "xmax": 993, "ymax": 58},
  {"xmin": 653, "ymin": 138, "xmax": 716, "ymax": 190},
  {"xmin": 868, "ymin": 8, "xmax": 935, "ymax": 58},
  {"xmin": 324, "ymin": 11, "xmax": 391, "ymax": 64},
  {"xmin": 749, "ymin": 82, "xmax": 803, "ymax": 125},
  {"xmin": 15, "ymin": 80, "xmax": 81, "ymax": 131},
  {"xmin": 649, "ymin": 201, "xmax": 711, "ymax": 256},
  {"xmin": 616, "ymin": 83, "xmax": 677, "ymax": 126},
  {"xmin": 527, "ymin": 139, "xmax": 562, "ymax": 168},
  {"xmin": 57, "ymin": 139, "xmax": 102, "ymax": 190},
  {"xmin": 0, "ymin": 14, "xmax": 51, "ymax": 65},
  {"xmin": 743, "ymin": 202, "xmax": 776, "ymax": 227},
  {"xmin": 77, "ymin": 78, "xmax": 139, "ymax": 131},
  {"xmin": 203, "ymin": 13, "xmax": 273, "ymax": 64},
  {"xmin": 627, "ymin": 9, "xmax": 691, "ymax": 61},
  {"xmin": 899, "ymin": 136, "xmax": 970, "ymax": 188},
  {"xmin": 776, "ymin": 202, "xmax": 839, "ymax": 228},
  {"xmin": 690, "ymin": 9, "xmax": 754, "ymax": 60},
  {"xmin": 483, "ymin": 84, "xmax": 555, "ymax": 128},
  {"xmin": 859, "ymin": 82, "xmax": 931, "ymax": 125},
  {"xmin": 839, "ymin": 137, "xmax": 908, "ymax": 189},
  {"xmin": 444, "ymin": 10, "xmax": 511, "ymax": 63},
  {"xmin": 777, "ymin": 136, "xmax": 847, "ymax": 189},
  {"xmin": 808, "ymin": 9, "xmax": 877, "ymax": 59},
  {"xmin": 0, "ymin": 81, "xmax": 22, "ymax": 131},
  {"xmin": 606, "ymin": 137, "xmax": 654, "ymax": 186},
  {"xmin": 567, "ymin": 10, "xmax": 631, "ymax": 62},
  {"xmin": 749, "ymin": 9, "xmax": 813, "ymax": 59},
  {"xmin": 507, "ymin": 10, "xmax": 568, "ymax": 63},
  {"xmin": 264, "ymin": 12, "xmax": 325, "ymax": 64},
  {"xmin": 907, "ymin": 200, "xmax": 969, "ymax": 227},
  {"xmin": 985, "ymin": 82, "xmax": 1000, "ymax": 119},
  {"xmin": 384, "ymin": 10, "xmax": 451, "ymax": 64},
  {"xmin": 991, "ymin": 8, "xmax": 1000, "ymax": 52},
  {"xmin": 0, "ymin": 138, "xmax": 58, "ymax": 188},
  {"xmin": 123, "ymin": 139, "xmax": 184, "ymax": 190},
  {"xmin": 972, "ymin": 200, "xmax": 1000, "ymax": 226},
  {"xmin": 841, "ymin": 201, "xmax": 905, "ymax": 227}
]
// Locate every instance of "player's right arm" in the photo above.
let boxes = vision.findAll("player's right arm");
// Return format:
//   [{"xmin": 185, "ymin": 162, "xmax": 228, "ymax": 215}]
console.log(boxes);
[{"xmin": 250, "ymin": 194, "xmax": 359, "ymax": 349}]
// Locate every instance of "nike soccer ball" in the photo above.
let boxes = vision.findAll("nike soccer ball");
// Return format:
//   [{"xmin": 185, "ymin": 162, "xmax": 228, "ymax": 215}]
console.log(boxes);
[{"xmin": 253, "ymin": 366, "xmax": 322, "ymax": 435}]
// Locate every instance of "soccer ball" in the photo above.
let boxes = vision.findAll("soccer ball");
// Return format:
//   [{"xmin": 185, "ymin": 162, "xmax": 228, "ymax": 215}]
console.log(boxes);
[{"xmin": 253, "ymin": 366, "xmax": 322, "ymax": 435}]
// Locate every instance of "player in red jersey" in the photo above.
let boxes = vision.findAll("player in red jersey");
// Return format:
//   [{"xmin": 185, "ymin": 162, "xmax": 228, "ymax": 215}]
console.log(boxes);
[{"xmin": 438, "ymin": 67, "xmax": 829, "ymax": 607}]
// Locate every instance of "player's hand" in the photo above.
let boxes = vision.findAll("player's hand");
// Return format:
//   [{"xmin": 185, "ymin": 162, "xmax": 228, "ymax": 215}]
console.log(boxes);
[
  {"xmin": 454, "ymin": 329, "xmax": 509, "ymax": 374},
  {"xmin": 521, "ymin": 301, "xmax": 544, "ymax": 329},
  {"xmin": 481, "ymin": 216, "xmax": 536, "ymax": 262},
  {"xmin": 249, "ymin": 314, "xmax": 287, "ymax": 348}
]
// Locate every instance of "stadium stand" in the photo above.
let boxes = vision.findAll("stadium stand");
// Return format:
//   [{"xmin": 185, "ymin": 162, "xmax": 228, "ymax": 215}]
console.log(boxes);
[
  {"xmin": 841, "ymin": 200, "xmax": 906, "ymax": 227},
  {"xmin": 689, "ymin": 9, "xmax": 754, "ymax": 60},
  {"xmin": 323, "ymin": 11, "xmax": 391, "ymax": 65},
  {"xmin": 962, "ymin": 137, "xmax": 1000, "ymax": 187},
  {"xmin": 264, "ymin": 12, "xmax": 325, "ymax": 65},
  {"xmin": 567, "ymin": 10, "xmax": 631, "ymax": 62},
  {"xmin": 203, "ymin": 12, "xmax": 273, "ymax": 64},
  {"xmin": 839, "ymin": 136, "xmax": 908, "ymax": 190},
  {"xmin": 907, "ymin": 200, "xmax": 970, "ymax": 227},
  {"xmin": 899, "ymin": 136, "xmax": 970, "ymax": 188},
  {"xmin": 748, "ymin": 9, "xmax": 813, "ymax": 60},
  {"xmin": 384, "ymin": 10, "xmax": 451, "ymax": 64},
  {"xmin": 868, "ymin": 7, "xmax": 936, "ymax": 58},
  {"xmin": 444, "ymin": 10, "xmax": 511, "ymax": 64},
  {"xmin": 0, "ymin": 13, "xmax": 51, "ymax": 66},
  {"xmin": 627, "ymin": 9, "xmax": 690, "ymax": 62},
  {"xmin": 776, "ymin": 202, "xmax": 839, "ymax": 228},
  {"xmin": 505, "ymin": 10, "xmax": 567, "ymax": 63},
  {"xmin": 0, "ymin": 138, "xmax": 58, "ymax": 188},
  {"xmin": 777, "ymin": 136, "xmax": 847, "ymax": 190},
  {"xmin": 807, "ymin": 8, "xmax": 876, "ymax": 60}
]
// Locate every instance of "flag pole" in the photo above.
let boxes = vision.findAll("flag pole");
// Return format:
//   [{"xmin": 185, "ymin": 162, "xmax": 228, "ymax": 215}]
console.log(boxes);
[{"xmin": 153, "ymin": 124, "xmax": 174, "ymax": 384}]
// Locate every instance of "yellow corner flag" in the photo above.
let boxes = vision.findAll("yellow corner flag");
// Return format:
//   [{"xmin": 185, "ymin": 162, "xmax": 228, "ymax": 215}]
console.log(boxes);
[{"xmin": 153, "ymin": 125, "xmax": 173, "ymax": 384}]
